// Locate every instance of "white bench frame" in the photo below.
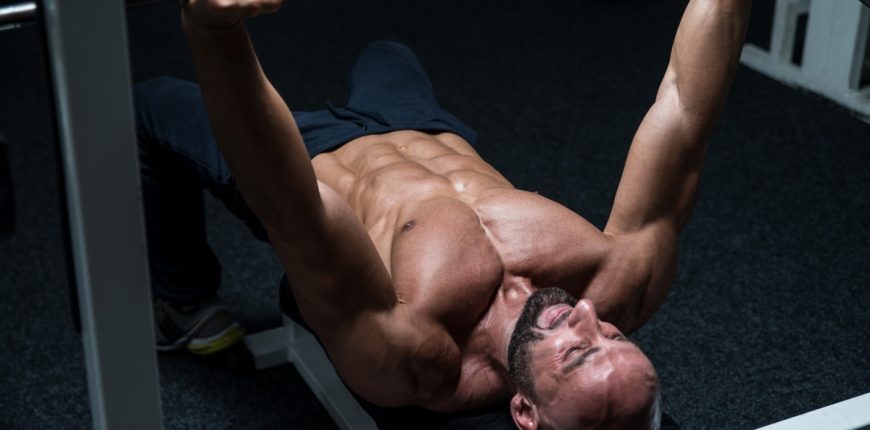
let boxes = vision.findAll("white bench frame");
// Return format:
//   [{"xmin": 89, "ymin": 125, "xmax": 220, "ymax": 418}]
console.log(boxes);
[
  {"xmin": 756, "ymin": 392, "xmax": 870, "ymax": 430},
  {"xmin": 245, "ymin": 319, "xmax": 378, "ymax": 430},
  {"xmin": 740, "ymin": 0, "xmax": 870, "ymax": 121}
]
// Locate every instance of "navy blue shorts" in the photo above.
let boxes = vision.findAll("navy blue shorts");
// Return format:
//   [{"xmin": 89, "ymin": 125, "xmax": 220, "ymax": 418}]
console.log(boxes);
[{"xmin": 296, "ymin": 40, "xmax": 477, "ymax": 156}]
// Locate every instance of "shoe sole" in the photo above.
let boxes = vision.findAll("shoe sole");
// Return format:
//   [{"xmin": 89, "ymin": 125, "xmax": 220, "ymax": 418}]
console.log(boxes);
[{"xmin": 186, "ymin": 323, "xmax": 245, "ymax": 355}]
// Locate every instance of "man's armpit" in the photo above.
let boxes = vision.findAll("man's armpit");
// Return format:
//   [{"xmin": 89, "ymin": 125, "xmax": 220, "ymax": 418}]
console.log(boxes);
[{"xmin": 327, "ymin": 311, "xmax": 460, "ymax": 409}]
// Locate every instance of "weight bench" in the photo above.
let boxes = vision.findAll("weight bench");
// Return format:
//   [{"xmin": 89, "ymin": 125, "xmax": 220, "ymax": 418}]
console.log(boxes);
[{"xmin": 242, "ymin": 276, "xmax": 682, "ymax": 429}]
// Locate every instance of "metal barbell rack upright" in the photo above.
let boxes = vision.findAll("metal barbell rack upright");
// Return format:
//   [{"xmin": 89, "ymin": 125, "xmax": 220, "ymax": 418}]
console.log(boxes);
[{"xmin": 36, "ymin": 0, "xmax": 165, "ymax": 428}]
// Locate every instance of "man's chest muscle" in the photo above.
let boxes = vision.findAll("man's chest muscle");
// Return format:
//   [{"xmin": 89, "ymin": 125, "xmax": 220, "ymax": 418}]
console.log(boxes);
[{"xmin": 389, "ymin": 198, "xmax": 504, "ymax": 335}]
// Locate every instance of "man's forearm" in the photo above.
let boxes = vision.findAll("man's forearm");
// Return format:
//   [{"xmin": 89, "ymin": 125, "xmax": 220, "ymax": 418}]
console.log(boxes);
[
  {"xmin": 606, "ymin": 0, "xmax": 752, "ymax": 235},
  {"xmin": 182, "ymin": 15, "xmax": 323, "ymax": 232},
  {"xmin": 666, "ymin": 0, "xmax": 752, "ymax": 120},
  {"xmin": 603, "ymin": 0, "xmax": 752, "ymax": 329}
]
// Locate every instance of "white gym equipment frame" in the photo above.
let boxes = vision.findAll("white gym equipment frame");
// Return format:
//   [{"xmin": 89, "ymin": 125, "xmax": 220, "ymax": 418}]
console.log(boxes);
[
  {"xmin": 756, "ymin": 393, "xmax": 870, "ymax": 430},
  {"xmin": 740, "ymin": 0, "xmax": 870, "ymax": 121},
  {"xmin": 245, "ymin": 320, "xmax": 378, "ymax": 430},
  {"xmin": 41, "ymin": 0, "xmax": 164, "ymax": 429}
]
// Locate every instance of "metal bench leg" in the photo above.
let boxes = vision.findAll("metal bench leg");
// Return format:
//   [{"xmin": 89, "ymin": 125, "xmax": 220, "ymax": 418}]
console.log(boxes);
[{"xmin": 282, "ymin": 316, "xmax": 378, "ymax": 430}]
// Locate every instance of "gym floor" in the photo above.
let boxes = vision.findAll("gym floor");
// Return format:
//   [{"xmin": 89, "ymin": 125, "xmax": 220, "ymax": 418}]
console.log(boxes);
[{"xmin": 1, "ymin": 0, "xmax": 868, "ymax": 428}]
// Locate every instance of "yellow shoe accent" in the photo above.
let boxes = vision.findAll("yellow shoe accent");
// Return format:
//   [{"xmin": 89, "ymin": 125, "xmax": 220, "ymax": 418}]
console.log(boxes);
[{"xmin": 186, "ymin": 326, "xmax": 245, "ymax": 355}]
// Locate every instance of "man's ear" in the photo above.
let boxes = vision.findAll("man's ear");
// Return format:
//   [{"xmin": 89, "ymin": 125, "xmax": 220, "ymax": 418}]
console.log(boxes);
[{"xmin": 510, "ymin": 392, "xmax": 539, "ymax": 430}]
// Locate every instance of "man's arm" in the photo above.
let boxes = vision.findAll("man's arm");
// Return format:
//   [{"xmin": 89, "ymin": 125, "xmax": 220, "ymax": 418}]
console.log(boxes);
[
  {"xmin": 591, "ymin": 0, "xmax": 751, "ymax": 331},
  {"xmin": 181, "ymin": 2, "xmax": 399, "ymax": 326},
  {"xmin": 181, "ymin": 2, "xmax": 457, "ymax": 405}
]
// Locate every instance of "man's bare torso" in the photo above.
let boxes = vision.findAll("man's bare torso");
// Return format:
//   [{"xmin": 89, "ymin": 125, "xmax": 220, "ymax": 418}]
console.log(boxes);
[{"xmin": 311, "ymin": 130, "xmax": 618, "ymax": 409}]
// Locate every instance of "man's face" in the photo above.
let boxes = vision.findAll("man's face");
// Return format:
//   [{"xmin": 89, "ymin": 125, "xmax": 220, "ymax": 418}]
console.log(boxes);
[{"xmin": 509, "ymin": 288, "xmax": 659, "ymax": 430}]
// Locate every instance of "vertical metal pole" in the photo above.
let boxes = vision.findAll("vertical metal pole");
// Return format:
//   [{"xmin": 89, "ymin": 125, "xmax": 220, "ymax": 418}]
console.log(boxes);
[
  {"xmin": 40, "ymin": 0, "xmax": 164, "ymax": 428},
  {"xmin": 802, "ymin": 1, "xmax": 868, "ymax": 90}
]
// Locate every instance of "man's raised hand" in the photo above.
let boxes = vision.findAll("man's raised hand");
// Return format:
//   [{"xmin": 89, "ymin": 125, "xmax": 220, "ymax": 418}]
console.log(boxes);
[{"xmin": 181, "ymin": 0, "xmax": 283, "ymax": 30}]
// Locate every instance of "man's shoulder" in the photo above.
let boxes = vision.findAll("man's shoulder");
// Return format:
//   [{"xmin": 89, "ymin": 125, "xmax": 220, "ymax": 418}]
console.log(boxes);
[
  {"xmin": 327, "ymin": 306, "xmax": 464, "ymax": 408},
  {"xmin": 414, "ymin": 342, "xmax": 511, "ymax": 413},
  {"xmin": 345, "ymin": 306, "xmax": 511, "ymax": 412}
]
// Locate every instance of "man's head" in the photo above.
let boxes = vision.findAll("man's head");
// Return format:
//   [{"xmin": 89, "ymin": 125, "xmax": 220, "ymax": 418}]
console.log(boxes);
[{"xmin": 508, "ymin": 288, "xmax": 660, "ymax": 430}]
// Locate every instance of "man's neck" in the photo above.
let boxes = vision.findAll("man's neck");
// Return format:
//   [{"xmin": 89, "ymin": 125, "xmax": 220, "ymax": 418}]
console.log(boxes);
[{"xmin": 480, "ymin": 282, "xmax": 535, "ymax": 388}]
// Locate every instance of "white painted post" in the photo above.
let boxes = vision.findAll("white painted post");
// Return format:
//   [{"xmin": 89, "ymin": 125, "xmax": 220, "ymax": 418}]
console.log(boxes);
[{"xmin": 41, "ymin": 0, "xmax": 164, "ymax": 428}]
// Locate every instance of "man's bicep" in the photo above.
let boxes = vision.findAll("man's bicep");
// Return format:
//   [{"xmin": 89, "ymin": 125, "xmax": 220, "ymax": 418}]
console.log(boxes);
[
  {"xmin": 267, "ymin": 181, "xmax": 397, "ymax": 333},
  {"xmin": 328, "ymin": 309, "xmax": 462, "ymax": 408},
  {"xmin": 604, "ymin": 76, "xmax": 707, "ymax": 237}
]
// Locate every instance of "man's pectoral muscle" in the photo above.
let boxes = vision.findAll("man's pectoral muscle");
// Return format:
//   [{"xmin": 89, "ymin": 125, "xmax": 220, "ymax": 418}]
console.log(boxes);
[{"xmin": 267, "ymin": 182, "xmax": 462, "ymax": 408}]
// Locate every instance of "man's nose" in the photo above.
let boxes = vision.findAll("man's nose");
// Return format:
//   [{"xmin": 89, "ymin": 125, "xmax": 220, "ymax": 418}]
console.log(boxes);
[{"xmin": 567, "ymin": 299, "xmax": 600, "ymax": 332}]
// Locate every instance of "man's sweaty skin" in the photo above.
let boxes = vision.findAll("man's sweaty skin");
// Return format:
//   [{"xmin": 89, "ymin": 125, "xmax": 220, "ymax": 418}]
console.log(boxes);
[{"xmin": 180, "ymin": 0, "xmax": 751, "ymax": 417}]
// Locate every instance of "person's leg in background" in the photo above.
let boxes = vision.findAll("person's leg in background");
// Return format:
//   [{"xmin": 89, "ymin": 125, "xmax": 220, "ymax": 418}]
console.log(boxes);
[
  {"xmin": 134, "ymin": 76, "xmax": 267, "ymax": 355},
  {"xmin": 345, "ymin": 40, "xmax": 476, "ymax": 144},
  {"xmin": 347, "ymin": 40, "xmax": 440, "ymax": 114}
]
